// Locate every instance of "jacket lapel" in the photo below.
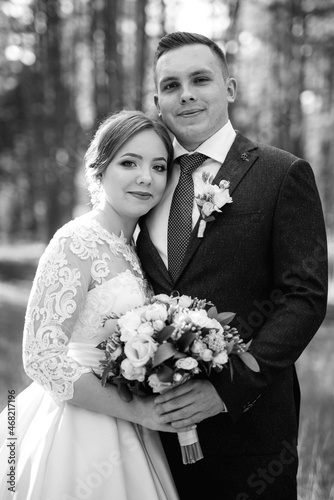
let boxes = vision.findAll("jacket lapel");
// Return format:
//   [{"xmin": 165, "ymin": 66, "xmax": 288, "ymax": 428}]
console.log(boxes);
[
  {"xmin": 175, "ymin": 133, "xmax": 259, "ymax": 282},
  {"xmin": 137, "ymin": 221, "xmax": 174, "ymax": 289}
]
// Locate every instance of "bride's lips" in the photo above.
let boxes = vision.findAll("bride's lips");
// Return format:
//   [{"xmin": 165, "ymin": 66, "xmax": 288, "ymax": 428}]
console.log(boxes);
[{"xmin": 128, "ymin": 191, "xmax": 153, "ymax": 200}]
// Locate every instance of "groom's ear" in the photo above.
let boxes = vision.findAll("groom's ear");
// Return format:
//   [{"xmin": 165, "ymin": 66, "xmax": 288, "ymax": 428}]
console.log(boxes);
[{"xmin": 154, "ymin": 94, "xmax": 161, "ymax": 116}]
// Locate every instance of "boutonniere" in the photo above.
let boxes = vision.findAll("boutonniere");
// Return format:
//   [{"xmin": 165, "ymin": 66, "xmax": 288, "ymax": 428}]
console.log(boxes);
[{"xmin": 195, "ymin": 172, "xmax": 233, "ymax": 237}]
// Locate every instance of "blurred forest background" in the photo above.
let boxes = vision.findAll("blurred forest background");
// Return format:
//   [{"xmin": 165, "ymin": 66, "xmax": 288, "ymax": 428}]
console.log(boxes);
[{"xmin": 0, "ymin": 0, "xmax": 333, "ymax": 499}]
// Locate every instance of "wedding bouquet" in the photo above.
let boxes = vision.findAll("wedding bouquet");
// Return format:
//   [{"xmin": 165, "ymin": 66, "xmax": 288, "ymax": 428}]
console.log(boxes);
[{"xmin": 95, "ymin": 293, "xmax": 259, "ymax": 464}]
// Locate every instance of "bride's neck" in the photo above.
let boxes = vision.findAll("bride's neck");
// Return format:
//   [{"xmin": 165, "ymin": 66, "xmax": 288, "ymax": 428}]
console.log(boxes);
[{"xmin": 92, "ymin": 199, "xmax": 137, "ymax": 243}]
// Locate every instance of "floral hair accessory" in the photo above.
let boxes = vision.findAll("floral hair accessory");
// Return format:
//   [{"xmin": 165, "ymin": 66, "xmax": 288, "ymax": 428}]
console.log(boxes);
[{"xmin": 195, "ymin": 172, "xmax": 233, "ymax": 237}]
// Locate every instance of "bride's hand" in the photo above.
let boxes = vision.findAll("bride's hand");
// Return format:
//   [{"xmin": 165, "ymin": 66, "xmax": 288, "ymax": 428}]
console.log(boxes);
[{"xmin": 134, "ymin": 395, "xmax": 190, "ymax": 433}]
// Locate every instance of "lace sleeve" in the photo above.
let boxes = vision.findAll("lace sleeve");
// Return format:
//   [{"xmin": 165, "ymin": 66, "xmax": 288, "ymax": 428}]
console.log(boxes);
[{"xmin": 22, "ymin": 227, "xmax": 93, "ymax": 405}]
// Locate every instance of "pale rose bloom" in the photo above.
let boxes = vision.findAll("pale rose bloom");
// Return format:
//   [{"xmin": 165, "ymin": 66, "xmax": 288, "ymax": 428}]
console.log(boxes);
[
  {"xmin": 203, "ymin": 183, "xmax": 218, "ymax": 195},
  {"xmin": 201, "ymin": 349, "xmax": 213, "ymax": 361},
  {"xmin": 153, "ymin": 319, "xmax": 165, "ymax": 331},
  {"xmin": 121, "ymin": 358, "xmax": 146, "ymax": 382},
  {"xmin": 144, "ymin": 303, "xmax": 168, "ymax": 322},
  {"xmin": 213, "ymin": 189, "xmax": 232, "ymax": 208},
  {"xmin": 153, "ymin": 294, "xmax": 177, "ymax": 305},
  {"xmin": 137, "ymin": 322, "xmax": 154, "ymax": 336},
  {"xmin": 173, "ymin": 312, "xmax": 191, "ymax": 327},
  {"xmin": 190, "ymin": 339, "xmax": 206, "ymax": 354},
  {"xmin": 213, "ymin": 350, "xmax": 228, "ymax": 366},
  {"xmin": 219, "ymin": 179, "xmax": 230, "ymax": 189},
  {"xmin": 208, "ymin": 318, "xmax": 224, "ymax": 331},
  {"xmin": 147, "ymin": 374, "xmax": 172, "ymax": 393},
  {"xmin": 202, "ymin": 201, "xmax": 215, "ymax": 217},
  {"xmin": 118, "ymin": 309, "xmax": 143, "ymax": 341},
  {"xmin": 178, "ymin": 295, "xmax": 193, "ymax": 308},
  {"xmin": 124, "ymin": 333, "xmax": 158, "ymax": 367},
  {"xmin": 175, "ymin": 357, "xmax": 198, "ymax": 370},
  {"xmin": 187, "ymin": 309, "xmax": 212, "ymax": 328}
]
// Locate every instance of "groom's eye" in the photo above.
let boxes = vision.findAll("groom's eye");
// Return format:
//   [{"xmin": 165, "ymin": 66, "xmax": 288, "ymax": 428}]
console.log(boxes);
[{"xmin": 163, "ymin": 82, "xmax": 178, "ymax": 91}]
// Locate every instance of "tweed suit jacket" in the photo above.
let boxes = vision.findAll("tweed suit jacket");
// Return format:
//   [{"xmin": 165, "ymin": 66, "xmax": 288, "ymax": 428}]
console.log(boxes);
[{"xmin": 136, "ymin": 132, "xmax": 328, "ymax": 459}]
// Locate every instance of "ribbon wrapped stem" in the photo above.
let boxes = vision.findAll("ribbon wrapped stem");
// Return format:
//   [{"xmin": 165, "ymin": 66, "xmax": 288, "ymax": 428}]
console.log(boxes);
[{"xmin": 177, "ymin": 427, "xmax": 204, "ymax": 465}]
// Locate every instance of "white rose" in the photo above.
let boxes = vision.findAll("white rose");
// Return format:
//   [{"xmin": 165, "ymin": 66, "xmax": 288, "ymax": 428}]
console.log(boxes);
[
  {"xmin": 173, "ymin": 312, "xmax": 191, "ymax": 327},
  {"xmin": 213, "ymin": 350, "xmax": 228, "ymax": 366},
  {"xmin": 177, "ymin": 295, "xmax": 193, "ymax": 308},
  {"xmin": 147, "ymin": 374, "xmax": 172, "ymax": 393},
  {"xmin": 187, "ymin": 309, "xmax": 212, "ymax": 328},
  {"xmin": 202, "ymin": 201, "xmax": 215, "ymax": 217},
  {"xmin": 153, "ymin": 294, "xmax": 177, "ymax": 305},
  {"xmin": 175, "ymin": 357, "xmax": 199, "ymax": 371},
  {"xmin": 190, "ymin": 339, "xmax": 206, "ymax": 354},
  {"xmin": 144, "ymin": 303, "xmax": 168, "ymax": 322},
  {"xmin": 201, "ymin": 349, "xmax": 213, "ymax": 362},
  {"xmin": 137, "ymin": 322, "xmax": 154, "ymax": 336},
  {"xmin": 120, "ymin": 358, "xmax": 146, "ymax": 382},
  {"xmin": 213, "ymin": 189, "xmax": 232, "ymax": 208},
  {"xmin": 118, "ymin": 310, "xmax": 143, "ymax": 341},
  {"xmin": 124, "ymin": 333, "xmax": 158, "ymax": 367},
  {"xmin": 219, "ymin": 179, "xmax": 230, "ymax": 189},
  {"xmin": 153, "ymin": 319, "xmax": 165, "ymax": 331}
]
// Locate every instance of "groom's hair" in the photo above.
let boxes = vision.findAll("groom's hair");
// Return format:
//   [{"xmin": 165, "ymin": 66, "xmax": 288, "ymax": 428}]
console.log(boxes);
[{"xmin": 153, "ymin": 32, "xmax": 230, "ymax": 86}]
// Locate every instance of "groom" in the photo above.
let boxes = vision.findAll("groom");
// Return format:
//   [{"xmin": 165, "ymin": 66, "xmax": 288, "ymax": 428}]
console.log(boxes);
[{"xmin": 137, "ymin": 32, "xmax": 328, "ymax": 499}]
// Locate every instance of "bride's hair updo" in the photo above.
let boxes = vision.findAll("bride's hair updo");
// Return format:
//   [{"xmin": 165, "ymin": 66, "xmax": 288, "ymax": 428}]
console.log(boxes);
[{"xmin": 84, "ymin": 110, "xmax": 173, "ymax": 207}]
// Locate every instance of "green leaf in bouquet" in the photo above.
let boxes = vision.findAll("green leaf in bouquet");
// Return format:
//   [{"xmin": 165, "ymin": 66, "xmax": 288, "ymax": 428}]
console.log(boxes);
[
  {"xmin": 243, "ymin": 339, "xmax": 253, "ymax": 349},
  {"xmin": 177, "ymin": 331, "xmax": 197, "ymax": 351},
  {"xmin": 217, "ymin": 312, "xmax": 235, "ymax": 325},
  {"xmin": 226, "ymin": 339, "xmax": 235, "ymax": 355},
  {"xmin": 156, "ymin": 364, "xmax": 175, "ymax": 383},
  {"xmin": 152, "ymin": 342, "xmax": 178, "ymax": 367},
  {"xmin": 101, "ymin": 363, "xmax": 115, "ymax": 387},
  {"xmin": 229, "ymin": 360, "xmax": 234, "ymax": 381},
  {"xmin": 238, "ymin": 352, "xmax": 260, "ymax": 372},
  {"xmin": 207, "ymin": 306, "xmax": 218, "ymax": 319},
  {"xmin": 96, "ymin": 340, "xmax": 107, "ymax": 350},
  {"xmin": 115, "ymin": 379, "xmax": 133, "ymax": 402},
  {"xmin": 156, "ymin": 325, "xmax": 175, "ymax": 344}
]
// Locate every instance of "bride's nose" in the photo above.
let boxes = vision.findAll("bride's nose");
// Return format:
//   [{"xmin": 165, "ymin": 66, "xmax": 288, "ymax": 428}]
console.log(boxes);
[{"xmin": 136, "ymin": 166, "xmax": 152, "ymax": 185}]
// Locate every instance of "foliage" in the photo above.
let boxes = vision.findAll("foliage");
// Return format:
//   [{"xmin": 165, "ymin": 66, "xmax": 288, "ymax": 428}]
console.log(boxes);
[{"xmin": 0, "ymin": 0, "xmax": 333, "ymax": 241}]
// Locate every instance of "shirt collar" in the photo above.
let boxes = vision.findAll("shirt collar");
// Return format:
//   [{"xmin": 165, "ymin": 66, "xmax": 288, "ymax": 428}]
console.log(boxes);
[{"xmin": 173, "ymin": 120, "xmax": 236, "ymax": 164}]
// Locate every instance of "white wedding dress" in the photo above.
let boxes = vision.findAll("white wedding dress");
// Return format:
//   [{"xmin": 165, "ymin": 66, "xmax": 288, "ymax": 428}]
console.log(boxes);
[{"xmin": 0, "ymin": 215, "xmax": 178, "ymax": 500}]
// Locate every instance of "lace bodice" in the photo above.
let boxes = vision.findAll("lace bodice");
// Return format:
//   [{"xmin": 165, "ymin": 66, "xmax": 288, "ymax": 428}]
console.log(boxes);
[{"xmin": 23, "ymin": 215, "xmax": 148, "ymax": 405}]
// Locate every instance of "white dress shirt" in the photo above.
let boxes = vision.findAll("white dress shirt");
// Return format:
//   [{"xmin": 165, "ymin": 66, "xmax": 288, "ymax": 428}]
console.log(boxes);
[{"xmin": 146, "ymin": 120, "xmax": 236, "ymax": 267}]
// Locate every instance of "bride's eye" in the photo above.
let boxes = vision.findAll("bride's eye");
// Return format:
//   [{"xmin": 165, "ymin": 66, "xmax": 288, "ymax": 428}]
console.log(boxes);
[
  {"xmin": 121, "ymin": 160, "xmax": 137, "ymax": 168},
  {"xmin": 153, "ymin": 164, "xmax": 167, "ymax": 173}
]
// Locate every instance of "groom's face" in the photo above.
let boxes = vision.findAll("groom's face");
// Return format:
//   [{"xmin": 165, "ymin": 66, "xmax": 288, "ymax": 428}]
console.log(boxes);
[{"xmin": 154, "ymin": 44, "xmax": 236, "ymax": 151}]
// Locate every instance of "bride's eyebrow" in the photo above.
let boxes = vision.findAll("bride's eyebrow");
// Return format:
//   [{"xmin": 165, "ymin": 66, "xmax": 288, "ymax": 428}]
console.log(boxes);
[
  {"xmin": 120, "ymin": 153, "xmax": 142, "ymax": 159},
  {"xmin": 153, "ymin": 157, "xmax": 167, "ymax": 162}
]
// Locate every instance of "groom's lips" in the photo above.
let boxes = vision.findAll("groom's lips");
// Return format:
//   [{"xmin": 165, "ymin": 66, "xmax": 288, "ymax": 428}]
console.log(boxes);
[{"xmin": 178, "ymin": 108, "xmax": 203, "ymax": 117}]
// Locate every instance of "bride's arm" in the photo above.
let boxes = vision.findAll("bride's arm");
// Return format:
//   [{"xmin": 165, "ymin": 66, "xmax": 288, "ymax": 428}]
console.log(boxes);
[
  {"xmin": 22, "ymin": 224, "xmax": 177, "ymax": 432},
  {"xmin": 71, "ymin": 372, "xmax": 177, "ymax": 432}
]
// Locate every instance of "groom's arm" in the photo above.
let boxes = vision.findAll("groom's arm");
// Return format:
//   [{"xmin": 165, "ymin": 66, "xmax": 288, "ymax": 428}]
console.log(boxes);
[
  {"xmin": 155, "ymin": 159, "xmax": 328, "ymax": 426},
  {"xmin": 214, "ymin": 159, "xmax": 328, "ymax": 422}
]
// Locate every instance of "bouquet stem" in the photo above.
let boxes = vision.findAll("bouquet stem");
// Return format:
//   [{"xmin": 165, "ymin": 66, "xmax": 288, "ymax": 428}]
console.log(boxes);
[{"xmin": 177, "ymin": 428, "xmax": 203, "ymax": 465}]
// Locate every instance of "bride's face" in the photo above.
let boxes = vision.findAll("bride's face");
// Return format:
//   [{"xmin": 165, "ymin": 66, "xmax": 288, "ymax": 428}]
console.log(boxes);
[{"xmin": 101, "ymin": 129, "xmax": 168, "ymax": 219}]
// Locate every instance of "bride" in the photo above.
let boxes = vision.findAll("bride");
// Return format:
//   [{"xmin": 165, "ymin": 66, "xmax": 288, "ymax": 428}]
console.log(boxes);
[{"xmin": 0, "ymin": 110, "xmax": 180, "ymax": 500}]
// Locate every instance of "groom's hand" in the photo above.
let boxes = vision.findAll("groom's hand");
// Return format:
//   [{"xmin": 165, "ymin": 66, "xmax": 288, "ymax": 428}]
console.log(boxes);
[{"xmin": 154, "ymin": 379, "xmax": 225, "ymax": 428}]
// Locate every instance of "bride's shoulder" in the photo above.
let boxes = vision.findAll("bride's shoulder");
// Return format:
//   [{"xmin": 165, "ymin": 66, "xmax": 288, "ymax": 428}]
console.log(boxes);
[{"xmin": 40, "ymin": 213, "xmax": 105, "ymax": 261}]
